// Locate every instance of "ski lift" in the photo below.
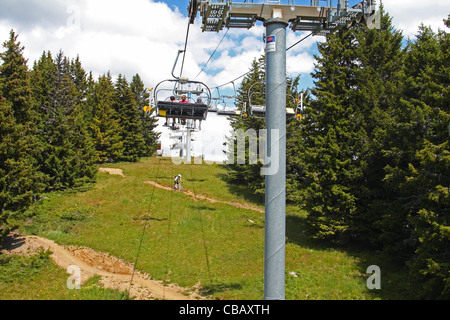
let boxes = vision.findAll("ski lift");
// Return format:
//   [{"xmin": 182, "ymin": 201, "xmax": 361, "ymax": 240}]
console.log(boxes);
[
  {"xmin": 209, "ymin": 88, "xmax": 222, "ymax": 112},
  {"xmin": 153, "ymin": 50, "xmax": 211, "ymax": 124},
  {"xmin": 154, "ymin": 78, "xmax": 211, "ymax": 122},
  {"xmin": 209, "ymin": 97, "xmax": 220, "ymax": 112},
  {"xmin": 247, "ymin": 82, "xmax": 301, "ymax": 119},
  {"xmin": 216, "ymin": 82, "xmax": 242, "ymax": 117},
  {"xmin": 217, "ymin": 95, "xmax": 242, "ymax": 117}
]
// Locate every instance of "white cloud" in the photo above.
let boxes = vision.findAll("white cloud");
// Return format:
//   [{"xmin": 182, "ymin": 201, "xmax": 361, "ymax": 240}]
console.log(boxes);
[
  {"xmin": 382, "ymin": 0, "xmax": 448, "ymax": 37},
  {"xmin": 0, "ymin": 0, "xmax": 192, "ymax": 86},
  {"xmin": 1, "ymin": 0, "xmax": 447, "ymax": 92},
  {"xmin": 1, "ymin": 0, "xmax": 446, "ymax": 159}
]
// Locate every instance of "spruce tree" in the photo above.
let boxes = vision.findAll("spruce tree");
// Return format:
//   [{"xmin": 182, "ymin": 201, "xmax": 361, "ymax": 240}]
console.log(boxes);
[
  {"xmin": 285, "ymin": 76, "xmax": 310, "ymax": 203},
  {"xmin": 299, "ymin": 7, "xmax": 408, "ymax": 244},
  {"xmin": 0, "ymin": 96, "xmax": 43, "ymax": 241},
  {"xmin": 89, "ymin": 73, "xmax": 124, "ymax": 163},
  {"xmin": 70, "ymin": 55, "xmax": 90, "ymax": 120},
  {"xmin": 384, "ymin": 20, "xmax": 450, "ymax": 299},
  {"xmin": 113, "ymin": 74, "xmax": 145, "ymax": 162},
  {"xmin": 226, "ymin": 56, "xmax": 304, "ymax": 200},
  {"xmin": 350, "ymin": 6, "xmax": 405, "ymax": 247},
  {"xmin": 130, "ymin": 73, "xmax": 160, "ymax": 157},
  {"xmin": 0, "ymin": 30, "xmax": 33, "ymax": 124},
  {"xmin": 0, "ymin": 31, "xmax": 44, "ymax": 242},
  {"xmin": 299, "ymin": 25, "xmax": 366, "ymax": 242},
  {"xmin": 226, "ymin": 57, "xmax": 266, "ymax": 197},
  {"xmin": 31, "ymin": 51, "xmax": 96, "ymax": 190}
]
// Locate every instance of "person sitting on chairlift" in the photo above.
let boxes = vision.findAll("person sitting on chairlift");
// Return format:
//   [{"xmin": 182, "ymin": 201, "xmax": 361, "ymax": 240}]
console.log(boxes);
[
  {"xmin": 179, "ymin": 95, "xmax": 188, "ymax": 103},
  {"xmin": 165, "ymin": 96, "xmax": 176, "ymax": 127},
  {"xmin": 178, "ymin": 95, "xmax": 188, "ymax": 125},
  {"xmin": 196, "ymin": 97, "xmax": 203, "ymax": 130}
]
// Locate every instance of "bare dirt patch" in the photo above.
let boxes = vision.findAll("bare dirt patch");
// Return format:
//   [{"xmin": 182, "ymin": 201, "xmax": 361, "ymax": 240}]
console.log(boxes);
[
  {"xmin": 98, "ymin": 168, "xmax": 125, "ymax": 177},
  {"xmin": 1, "ymin": 233, "xmax": 202, "ymax": 300}
]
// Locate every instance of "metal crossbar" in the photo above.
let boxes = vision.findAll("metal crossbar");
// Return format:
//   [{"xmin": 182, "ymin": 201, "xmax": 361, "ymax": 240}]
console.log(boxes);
[{"xmin": 193, "ymin": 0, "xmax": 377, "ymax": 35}]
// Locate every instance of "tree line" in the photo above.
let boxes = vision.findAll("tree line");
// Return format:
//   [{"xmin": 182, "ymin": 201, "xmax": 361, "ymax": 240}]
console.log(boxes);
[
  {"xmin": 227, "ymin": 9, "xmax": 449, "ymax": 299},
  {"xmin": 0, "ymin": 30, "xmax": 160, "ymax": 241}
]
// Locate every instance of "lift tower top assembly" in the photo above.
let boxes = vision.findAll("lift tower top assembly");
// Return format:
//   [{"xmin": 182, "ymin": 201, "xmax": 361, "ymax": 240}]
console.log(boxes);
[
  {"xmin": 189, "ymin": 0, "xmax": 379, "ymax": 35},
  {"xmin": 188, "ymin": 0, "xmax": 379, "ymax": 301}
]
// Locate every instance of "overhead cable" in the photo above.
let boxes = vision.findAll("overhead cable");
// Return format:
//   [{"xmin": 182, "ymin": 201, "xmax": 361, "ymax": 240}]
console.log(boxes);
[
  {"xmin": 211, "ymin": 31, "xmax": 313, "ymax": 90},
  {"xmin": 286, "ymin": 32, "xmax": 313, "ymax": 51},
  {"xmin": 179, "ymin": 19, "xmax": 192, "ymax": 78},
  {"xmin": 195, "ymin": 28, "xmax": 229, "ymax": 79}
]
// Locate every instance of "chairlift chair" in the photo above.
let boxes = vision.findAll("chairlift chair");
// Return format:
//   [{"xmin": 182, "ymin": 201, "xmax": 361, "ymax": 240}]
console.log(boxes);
[
  {"xmin": 154, "ymin": 78, "xmax": 211, "ymax": 122},
  {"xmin": 247, "ymin": 82, "xmax": 300, "ymax": 119},
  {"xmin": 216, "ymin": 95, "xmax": 242, "ymax": 117}
]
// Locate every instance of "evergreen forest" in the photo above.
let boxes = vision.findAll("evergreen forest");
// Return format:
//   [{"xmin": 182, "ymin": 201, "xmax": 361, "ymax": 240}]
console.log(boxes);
[
  {"xmin": 226, "ymin": 10, "xmax": 449, "ymax": 299},
  {"xmin": 0, "ymin": 7, "xmax": 448, "ymax": 300}
]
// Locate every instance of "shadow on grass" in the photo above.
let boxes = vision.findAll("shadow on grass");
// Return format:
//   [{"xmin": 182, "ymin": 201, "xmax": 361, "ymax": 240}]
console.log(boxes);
[
  {"xmin": 199, "ymin": 282, "xmax": 243, "ymax": 297},
  {"xmin": 0, "ymin": 233, "xmax": 25, "ymax": 252},
  {"xmin": 285, "ymin": 214, "xmax": 417, "ymax": 300},
  {"xmin": 215, "ymin": 172, "xmax": 264, "ymax": 207},
  {"xmin": 133, "ymin": 214, "xmax": 168, "ymax": 222},
  {"xmin": 189, "ymin": 205, "xmax": 217, "ymax": 211},
  {"xmin": 187, "ymin": 178, "xmax": 207, "ymax": 183},
  {"xmin": 155, "ymin": 175, "xmax": 174, "ymax": 181}
]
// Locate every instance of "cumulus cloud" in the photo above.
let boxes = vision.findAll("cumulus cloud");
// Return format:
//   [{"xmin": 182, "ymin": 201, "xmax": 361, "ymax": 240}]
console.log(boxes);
[
  {"xmin": 0, "ymin": 0, "xmax": 68, "ymax": 30},
  {"xmin": 0, "ymin": 0, "xmax": 190, "ymax": 85},
  {"xmin": 382, "ymin": 0, "xmax": 449, "ymax": 37},
  {"xmin": 0, "ymin": 0, "xmax": 447, "ymax": 92},
  {"xmin": 1, "ymin": 0, "xmax": 446, "ymax": 161}
]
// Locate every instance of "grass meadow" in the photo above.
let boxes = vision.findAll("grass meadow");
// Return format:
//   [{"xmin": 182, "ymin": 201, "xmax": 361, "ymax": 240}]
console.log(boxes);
[{"xmin": 1, "ymin": 157, "xmax": 414, "ymax": 300}]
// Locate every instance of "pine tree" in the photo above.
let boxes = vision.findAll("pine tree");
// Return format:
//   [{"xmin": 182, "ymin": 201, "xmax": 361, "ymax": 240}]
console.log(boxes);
[
  {"xmin": 299, "ymin": 25, "xmax": 366, "ymax": 242},
  {"xmin": 31, "ymin": 51, "xmax": 96, "ymax": 190},
  {"xmin": 0, "ymin": 96, "xmax": 43, "ymax": 241},
  {"xmin": 89, "ymin": 73, "xmax": 124, "ymax": 163},
  {"xmin": 130, "ymin": 73, "xmax": 160, "ymax": 157},
  {"xmin": 0, "ymin": 30, "xmax": 33, "ymax": 124},
  {"xmin": 113, "ymin": 74, "xmax": 145, "ymax": 162},
  {"xmin": 384, "ymin": 19, "xmax": 450, "ymax": 299},
  {"xmin": 350, "ymin": 6, "xmax": 406, "ymax": 247}
]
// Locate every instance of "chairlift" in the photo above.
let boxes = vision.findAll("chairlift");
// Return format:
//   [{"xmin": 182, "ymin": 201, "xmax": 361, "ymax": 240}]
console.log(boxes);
[
  {"xmin": 217, "ymin": 95, "xmax": 242, "ymax": 117},
  {"xmin": 153, "ymin": 50, "xmax": 212, "ymax": 127},
  {"xmin": 209, "ymin": 88, "xmax": 222, "ymax": 112},
  {"xmin": 209, "ymin": 97, "xmax": 220, "ymax": 112},
  {"xmin": 154, "ymin": 78, "xmax": 211, "ymax": 122},
  {"xmin": 247, "ymin": 82, "xmax": 302, "ymax": 120},
  {"xmin": 215, "ymin": 82, "xmax": 243, "ymax": 117}
]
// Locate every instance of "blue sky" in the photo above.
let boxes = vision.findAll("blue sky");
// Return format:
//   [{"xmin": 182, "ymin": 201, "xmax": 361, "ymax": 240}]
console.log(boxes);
[
  {"xmin": 157, "ymin": 0, "xmax": 359, "ymax": 91},
  {"xmin": 145, "ymin": 0, "xmax": 449, "ymax": 94},
  {"xmin": 0, "ymin": 0, "xmax": 447, "ymax": 97},
  {"xmin": 0, "ymin": 0, "xmax": 447, "ymax": 160}
]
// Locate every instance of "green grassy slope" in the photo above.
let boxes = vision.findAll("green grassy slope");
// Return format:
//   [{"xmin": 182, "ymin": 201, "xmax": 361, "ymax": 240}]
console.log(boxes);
[{"xmin": 3, "ymin": 157, "xmax": 413, "ymax": 300}]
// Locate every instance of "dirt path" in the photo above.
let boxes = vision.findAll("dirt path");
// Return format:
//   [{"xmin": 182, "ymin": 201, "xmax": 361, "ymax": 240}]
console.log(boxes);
[
  {"xmin": 1, "ymin": 168, "xmax": 261, "ymax": 300},
  {"xmin": 2, "ymin": 233, "xmax": 201, "ymax": 300},
  {"xmin": 143, "ymin": 181, "xmax": 264, "ymax": 213},
  {"xmin": 98, "ymin": 168, "xmax": 264, "ymax": 213}
]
